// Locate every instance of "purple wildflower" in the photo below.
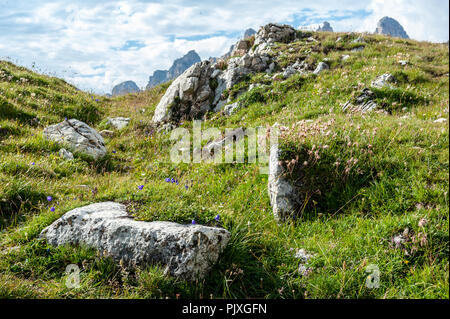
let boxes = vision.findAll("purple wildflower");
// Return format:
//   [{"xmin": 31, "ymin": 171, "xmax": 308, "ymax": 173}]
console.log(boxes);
[
  {"xmin": 214, "ymin": 214, "xmax": 220, "ymax": 221},
  {"xmin": 171, "ymin": 178, "xmax": 175, "ymax": 183},
  {"xmin": 47, "ymin": 196, "xmax": 53, "ymax": 202},
  {"xmin": 50, "ymin": 207, "xmax": 55, "ymax": 212},
  {"xmin": 112, "ymin": 150, "xmax": 116, "ymax": 154},
  {"xmin": 191, "ymin": 219, "xmax": 196, "ymax": 225},
  {"xmin": 165, "ymin": 178, "xmax": 170, "ymax": 182},
  {"xmin": 31, "ymin": 162, "xmax": 35, "ymax": 165},
  {"xmin": 185, "ymin": 185, "xmax": 189, "ymax": 190},
  {"xmin": 138, "ymin": 185, "xmax": 144, "ymax": 190}
]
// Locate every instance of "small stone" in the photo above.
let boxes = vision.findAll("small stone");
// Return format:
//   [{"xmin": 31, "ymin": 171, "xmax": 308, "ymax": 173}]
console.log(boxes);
[
  {"xmin": 313, "ymin": 62, "xmax": 329, "ymax": 75},
  {"xmin": 59, "ymin": 148, "xmax": 74, "ymax": 160}
]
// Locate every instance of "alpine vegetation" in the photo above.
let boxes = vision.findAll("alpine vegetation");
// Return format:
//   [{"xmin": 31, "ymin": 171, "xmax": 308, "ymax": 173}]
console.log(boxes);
[{"xmin": 0, "ymin": 18, "xmax": 448, "ymax": 300}]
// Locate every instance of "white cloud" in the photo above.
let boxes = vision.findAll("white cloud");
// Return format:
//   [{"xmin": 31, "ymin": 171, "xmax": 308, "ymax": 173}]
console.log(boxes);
[{"xmin": 0, "ymin": 0, "xmax": 447, "ymax": 94}]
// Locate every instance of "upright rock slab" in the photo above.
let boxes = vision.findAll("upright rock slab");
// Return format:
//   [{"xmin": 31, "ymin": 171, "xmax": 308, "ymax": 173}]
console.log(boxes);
[
  {"xmin": 40, "ymin": 202, "xmax": 231, "ymax": 281},
  {"xmin": 43, "ymin": 119, "xmax": 106, "ymax": 159},
  {"xmin": 268, "ymin": 144, "xmax": 301, "ymax": 221}
]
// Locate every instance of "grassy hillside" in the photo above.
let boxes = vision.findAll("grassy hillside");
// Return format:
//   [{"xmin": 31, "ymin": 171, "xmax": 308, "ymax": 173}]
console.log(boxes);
[{"xmin": 0, "ymin": 31, "xmax": 448, "ymax": 299}]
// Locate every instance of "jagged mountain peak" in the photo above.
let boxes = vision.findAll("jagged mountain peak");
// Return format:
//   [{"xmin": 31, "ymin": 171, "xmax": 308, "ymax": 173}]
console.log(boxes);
[{"xmin": 375, "ymin": 16, "xmax": 409, "ymax": 39}]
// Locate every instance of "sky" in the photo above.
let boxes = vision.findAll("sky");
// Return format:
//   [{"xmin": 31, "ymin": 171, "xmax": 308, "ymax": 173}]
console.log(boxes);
[{"xmin": 0, "ymin": 0, "xmax": 448, "ymax": 94}]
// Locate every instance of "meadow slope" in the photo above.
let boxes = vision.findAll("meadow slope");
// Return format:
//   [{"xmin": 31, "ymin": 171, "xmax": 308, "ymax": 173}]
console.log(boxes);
[{"xmin": 0, "ymin": 31, "xmax": 448, "ymax": 298}]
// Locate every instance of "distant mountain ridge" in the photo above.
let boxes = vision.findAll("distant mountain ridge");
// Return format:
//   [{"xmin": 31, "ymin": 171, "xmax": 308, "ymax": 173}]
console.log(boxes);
[{"xmin": 146, "ymin": 50, "xmax": 201, "ymax": 89}]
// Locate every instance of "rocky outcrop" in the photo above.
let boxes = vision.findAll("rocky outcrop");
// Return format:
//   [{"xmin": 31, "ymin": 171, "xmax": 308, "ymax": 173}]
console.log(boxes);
[
  {"xmin": 371, "ymin": 73, "xmax": 396, "ymax": 88},
  {"xmin": 40, "ymin": 202, "xmax": 231, "ymax": 281},
  {"xmin": 152, "ymin": 23, "xmax": 298, "ymax": 125},
  {"xmin": 146, "ymin": 50, "xmax": 201, "ymax": 89},
  {"xmin": 317, "ymin": 21, "xmax": 333, "ymax": 32},
  {"xmin": 152, "ymin": 61, "xmax": 215, "ymax": 123},
  {"xmin": 253, "ymin": 23, "xmax": 297, "ymax": 55},
  {"xmin": 44, "ymin": 119, "xmax": 106, "ymax": 159},
  {"xmin": 112, "ymin": 81, "xmax": 140, "ymax": 96},
  {"xmin": 375, "ymin": 17, "xmax": 409, "ymax": 39}
]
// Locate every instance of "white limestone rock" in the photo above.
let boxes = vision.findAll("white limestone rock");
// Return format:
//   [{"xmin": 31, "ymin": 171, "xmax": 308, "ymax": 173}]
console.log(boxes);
[
  {"xmin": 313, "ymin": 62, "xmax": 329, "ymax": 75},
  {"xmin": 371, "ymin": 73, "xmax": 396, "ymax": 89},
  {"xmin": 40, "ymin": 202, "xmax": 231, "ymax": 281},
  {"xmin": 44, "ymin": 119, "xmax": 106, "ymax": 160},
  {"xmin": 268, "ymin": 144, "xmax": 300, "ymax": 221}
]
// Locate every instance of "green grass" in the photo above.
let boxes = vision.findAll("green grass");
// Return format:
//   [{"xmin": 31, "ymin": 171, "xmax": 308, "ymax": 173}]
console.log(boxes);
[{"xmin": 0, "ymin": 32, "xmax": 448, "ymax": 299}]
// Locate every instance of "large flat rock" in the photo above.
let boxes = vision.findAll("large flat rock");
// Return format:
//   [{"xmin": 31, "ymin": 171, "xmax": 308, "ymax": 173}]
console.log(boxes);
[
  {"xmin": 40, "ymin": 202, "xmax": 230, "ymax": 281},
  {"xmin": 43, "ymin": 119, "xmax": 106, "ymax": 159}
]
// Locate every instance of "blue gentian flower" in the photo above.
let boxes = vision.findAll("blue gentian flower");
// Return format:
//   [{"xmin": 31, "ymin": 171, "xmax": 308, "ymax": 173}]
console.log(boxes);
[
  {"xmin": 165, "ymin": 178, "xmax": 170, "ymax": 182},
  {"xmin": 214, "ymin": 214, "xmax": 220, "ymax": 221},
  {"xmin": 191, "ymin": 220, "xmax": 196, "ymax": 225},
  {"xmin": 47, "ymin": 196, "xmax": 53, "ymax": 202},
  {"xmin": 50, "ymin": 207, "xmax": 55, "ymax": 212},
  {"xmin": 138, "ymin": 185, "xmax": 144, "ymax": 190}
]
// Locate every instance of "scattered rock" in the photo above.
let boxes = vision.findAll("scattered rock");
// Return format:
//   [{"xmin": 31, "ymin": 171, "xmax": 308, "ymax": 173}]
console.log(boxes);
[
  {"xmin": 106, "ymin": 117, "xmax": 130, "ymax": 130},
  {"xmin": 223, "ymin": 102, "xmax": 241, "ymax": 116},
  {"xmin": 434, "ymin": 118, "xmax": 447, "ymax": 123},
  {"xmin": 352, "ymin": 36, "xmax": 366, "ymax": 43},
  {"xmin": 342, "ymin": 88, "xmax": 378, "ymax": 113},
  {"xmin": 371, "ymin": 73, "xmax": 396, "ymax": 88},
  {"xmin": 40, "ymin": 202, "xmax": 231, "ymax": 281},
  {"xmin": 100, "ymin": 130, "xmax": 114, "ymax": 138},
  {"xmin": 351, "ymin": 46, "xmax": 365, "ymax": 52},
  {"xmin": 44, "ymin": 119, "xmax": 107, "ymax": 159},
  {"xmin": 399, "ymin": 60, "xmax": 408, "ymax": 66},
  {"xmin": 313, "ymin": 62, "xmax": 329, "ymax": 75},
  {"xmin": 341, "ymin": 54, "xmax": 350, "ymax": 61}
]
